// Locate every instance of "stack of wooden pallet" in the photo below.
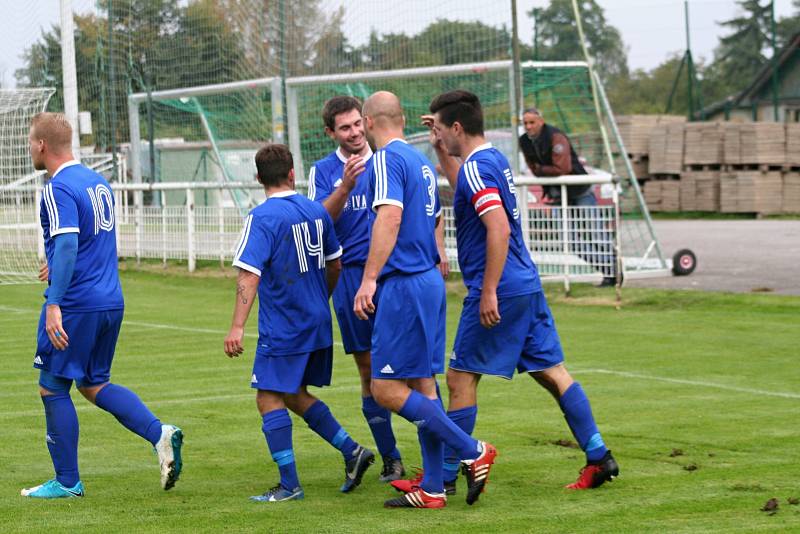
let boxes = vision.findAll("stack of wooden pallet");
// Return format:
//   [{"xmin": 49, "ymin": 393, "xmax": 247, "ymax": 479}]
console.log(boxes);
[
  {"xmin": 661, "ymin": 180, "xmax": 681, "ymax": 212},
  {"xmin": 720, "ymin": 170, "xmax": 783, "ymax": 214},
  {"xmin": 684, "ymin": 122, "xmax": 725, "ymax": 165},
  {"xmin": 730, "ymin": 123, "xmax": 786, "ymax": 165},
  {"xmin": 695, "ymin": 173, "xmax": 721, "ymax": 212},
  {"xmin": 787, "ymin": 124, "xmax": 800, "ymax": 166},
  {"xmin": 783, "ymin": 172, "xmax": 800, "ymax": 213},
  {"xmin": 649, "ymin": 122, "xmax": 685, "ymax": 175},
  {"xmin": 643, "ymin": 180, "xmax": 662, "ymax": 211}
]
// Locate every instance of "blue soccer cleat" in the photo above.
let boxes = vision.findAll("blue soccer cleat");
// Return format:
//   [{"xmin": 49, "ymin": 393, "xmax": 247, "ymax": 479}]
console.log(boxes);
[
  {"xmin": 155, "ymin": 424, "xmax": 183, "ymax": 490},
  {"xmin": 250, "ymin": 484, "xmax": 304, "ymax": 502},
  {"xmin": 340, "ymin": 445, "xmax": 375, "ymax": 493},
  {"xmin": 21, "ymin": 479, "xmax": 84, "ymax": 499}
]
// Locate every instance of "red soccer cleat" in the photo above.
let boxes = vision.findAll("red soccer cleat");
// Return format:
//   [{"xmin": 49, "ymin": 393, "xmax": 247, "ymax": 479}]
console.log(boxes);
[
  {"xmin": 384, "ymin": 488, "xmax": 447, "ymax": 509},
  {"xmin": 461, "ymin": 441, "xmax": 498, "ymax": 505},
  {"xmin": 565, "ymin": 451, "xmax": 619, "ymax": 490},
  {"xmin": 390, "ymin": 468, "xmax": 424, "ymax": 494}
]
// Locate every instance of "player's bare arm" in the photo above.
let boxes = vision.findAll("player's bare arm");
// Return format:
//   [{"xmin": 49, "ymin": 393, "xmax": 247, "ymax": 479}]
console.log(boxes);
[
  {"xmin": 325, "ymin": 258, "xmax": 342, "ymax": 296},
  {"xmin": 353, "ymin": 204, "xmax": 402, "ymax": 320},
  {"xmin": 224, "ymin": 269, "xmax": 259, "ymax": 358},
  {"xmin": 435, "ymin": 215, "xmax": 449, "ymax": 279},
  {"xmin": 422, "ymin": 114, "xmax": 461, "ymax": 187},
  {"xmin": 38, "ymin": 263, "xmax": 49, "ymax": 282},
  {"xmin": 322, "ymin": 154, "xmax": 367, "ymax": 221},
  {"xmin": 479, "ymin": 208, "xmax": 510, "ymax": 329}
]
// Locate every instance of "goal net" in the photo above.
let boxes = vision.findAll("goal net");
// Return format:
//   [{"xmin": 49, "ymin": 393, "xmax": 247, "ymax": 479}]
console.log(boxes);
[{"xmin": 0, "ymin": 88, "xmax": 56, "ymax": 284}]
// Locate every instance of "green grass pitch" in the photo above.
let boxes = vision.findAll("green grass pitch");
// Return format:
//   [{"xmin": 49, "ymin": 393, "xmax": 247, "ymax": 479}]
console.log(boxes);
[{"xmin": 1, "ymin": 268, "xmax": 799, "ymax": 532}]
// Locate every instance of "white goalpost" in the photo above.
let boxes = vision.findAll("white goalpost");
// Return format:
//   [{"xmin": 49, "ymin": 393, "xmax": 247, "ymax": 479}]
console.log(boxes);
[{"xmin": 0, "ymin": 88, "xmax": 56, "ymax": 284}]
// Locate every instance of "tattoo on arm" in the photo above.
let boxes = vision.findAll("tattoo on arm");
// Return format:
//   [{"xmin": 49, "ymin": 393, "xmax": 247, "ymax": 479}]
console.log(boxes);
[{"xmin": 236, "ymin": 284, "xmax": 248, "ymax": 304}]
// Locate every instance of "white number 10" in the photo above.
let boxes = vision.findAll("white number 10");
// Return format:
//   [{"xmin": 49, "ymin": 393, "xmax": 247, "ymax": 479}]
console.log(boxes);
[{"xmin": 86, "ymin": 184, "xmax": 114, "ymax": 235}]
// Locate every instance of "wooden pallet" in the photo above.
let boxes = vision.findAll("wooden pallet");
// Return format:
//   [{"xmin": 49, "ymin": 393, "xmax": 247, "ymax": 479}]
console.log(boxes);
[
  {"xmin": 783, "ymin": 172, "xmax": 800, "ymax": 213},
  {"xmin": 684, "ymin": 122, "xmax": 725, "ymax": 166},
  {"xmin": 723, "ymin": 123, "xmax": 786, "ymax": 166}
]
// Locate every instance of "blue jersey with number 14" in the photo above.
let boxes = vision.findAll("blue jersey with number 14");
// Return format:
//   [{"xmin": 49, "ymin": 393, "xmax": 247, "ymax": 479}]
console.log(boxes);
[
  {"xmin": 39, "ymin": 161, "xmax": 123, "ymax": 311},
  {"xmin": 233, "ymin": 191, "xmax": 342, "ymax": 356}
]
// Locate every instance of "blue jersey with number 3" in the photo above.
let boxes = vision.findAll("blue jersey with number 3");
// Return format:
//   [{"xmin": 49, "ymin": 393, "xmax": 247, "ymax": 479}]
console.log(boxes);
[
  {"xmin": 233, "ymin": 191, "xmax": 342, "ymax": 356},
  {"xmin": 367, "ymin": 139, "xmax": 441, "ymax": 279},
  {"xmin": 39, "ymin": 162, "xmax": 123, "ymax": 311}
]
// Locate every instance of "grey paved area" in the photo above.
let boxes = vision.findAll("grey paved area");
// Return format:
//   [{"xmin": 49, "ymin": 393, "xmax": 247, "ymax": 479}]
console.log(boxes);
[{"xmin": 625, "ymin": 220, "xmax": 800, "ymax": 296}]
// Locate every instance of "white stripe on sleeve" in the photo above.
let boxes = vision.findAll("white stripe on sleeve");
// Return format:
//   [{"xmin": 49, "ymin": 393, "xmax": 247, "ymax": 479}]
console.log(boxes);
[{"xmin": 307, "ymin": 167, "xmax": 317, "ymax": 200}]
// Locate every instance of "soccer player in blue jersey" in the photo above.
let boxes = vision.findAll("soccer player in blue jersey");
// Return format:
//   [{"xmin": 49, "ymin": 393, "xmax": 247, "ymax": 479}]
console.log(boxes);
[
  {"xmin": 224, "ymin": 144, "xmax": 374, "ymax": 502},
  {"xmin": 306, "ymin": 96, "xmax": 405, "ymax": 482},
  {"xmin": 353, "ymin": 91, "xmax": 498, "ymax": 509},
  {"xmin": 422, "ymin": 90, "xmax": 619, "ymax": 490},
  {"xmin": 21, "ymin": 113, "xmax": 183, "ymax": 499}
]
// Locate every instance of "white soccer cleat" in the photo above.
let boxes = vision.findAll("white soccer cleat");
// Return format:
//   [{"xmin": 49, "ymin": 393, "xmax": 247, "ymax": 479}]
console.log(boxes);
[{"xmin": 155, "ymin": 424, "xmax": 183, "ymax": 490}]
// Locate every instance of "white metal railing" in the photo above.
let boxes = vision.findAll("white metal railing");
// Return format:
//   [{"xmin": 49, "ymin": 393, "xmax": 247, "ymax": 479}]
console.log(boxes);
[
  {"xmin": 104, "ymin": 175, "xmax": 626, "ymax": 290},
  {"xmin": 3, "ymin": 174, "xmax": 631, "ymax": 288}
]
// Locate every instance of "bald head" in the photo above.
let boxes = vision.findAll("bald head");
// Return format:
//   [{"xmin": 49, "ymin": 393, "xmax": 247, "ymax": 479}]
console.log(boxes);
[
  {"xmin": 362, "ymin": 91, "xmax": 406, "ymax": 150},
  {"xmin": 362, "ymin": 91, "xmax": 405, "ymax": 129}
]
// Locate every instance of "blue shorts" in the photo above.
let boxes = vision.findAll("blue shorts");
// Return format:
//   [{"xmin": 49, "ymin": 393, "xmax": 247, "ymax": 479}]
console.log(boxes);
[
  {"xmin": 332, "ymin": 263, "xmax": 372, "ymax": 354},
  {"xmin": 372, "ymin": 268, "xmax": 446, "ymax": 379},
  {"xmin": 251, "ymin": 347, "xmax": 333, "ymax": 394},
  {"xmin": 450, "ymin": 291, "xmax": 564, "ymax": 379},
  {"xmin": 34, "ymin": 306, "xmax": 124, "ymax": 387}
]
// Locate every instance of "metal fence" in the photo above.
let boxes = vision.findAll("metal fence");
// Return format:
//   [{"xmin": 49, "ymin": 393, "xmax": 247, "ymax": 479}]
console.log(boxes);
[{"xmin": 109, "ymin": 174, "xmax": 620, "ymax": 290}]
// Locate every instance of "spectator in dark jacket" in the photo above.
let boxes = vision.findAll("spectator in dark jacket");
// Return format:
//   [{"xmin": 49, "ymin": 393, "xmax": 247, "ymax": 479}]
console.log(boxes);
[{"xmin": 519, "ymin": 108, "xmax": 617, "ymax": 287}]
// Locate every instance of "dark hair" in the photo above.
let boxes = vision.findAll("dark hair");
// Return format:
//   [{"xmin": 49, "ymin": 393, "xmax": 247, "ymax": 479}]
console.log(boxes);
[
  {"xmin": 322, "ymin": 96, "xmax": 363, "ymax": 130},
  {"xmin": 255, "ymin": 144, "xmax": 293, "ymax": 187},
  {"xmin": 428, "ymin": 90, "xmax": 484, "ymax": 136}
]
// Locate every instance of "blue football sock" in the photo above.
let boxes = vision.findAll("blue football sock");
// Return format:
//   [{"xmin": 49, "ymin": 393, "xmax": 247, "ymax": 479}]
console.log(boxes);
[
  {"xmin": 41, "ymin": 394, "xmax": 80, "ymax": 488},
  {"xmin": 418, "ymin": 426, "xmax": 444, "ymax": 494},
  {"xmin": 94, "ymin": 383, "xmax": 162, "ymax": 446},
  {"xmin": 262, "ymin": 409, "xmax": 300, "ymax": 490},
  {"xmin": 398, "ymin": 390, "xmax": 480, "ymax": 461},
  {"xmin": 303, "ymin": 400, "xmax": 358, "ymax": 459},
  {"xmin": 361, "ymin": 396, "xmax": 400, "ymax": 459},
  {"xmin": 559, "ymin": 382, "xmax": 608, "ymax": 463},
  {"xmin": 443, "ymin": 405, "xmax": 477, "ymax": 482}
]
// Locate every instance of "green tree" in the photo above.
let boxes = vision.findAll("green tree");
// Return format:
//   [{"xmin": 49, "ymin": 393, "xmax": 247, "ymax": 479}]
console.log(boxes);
[
  {"xmin": 528, "ymin": 0, "xmax": 628, "ymax": 81},
  {"xmin": 710, "ymin": 0, "xmax": 772, "ymax": 95}
]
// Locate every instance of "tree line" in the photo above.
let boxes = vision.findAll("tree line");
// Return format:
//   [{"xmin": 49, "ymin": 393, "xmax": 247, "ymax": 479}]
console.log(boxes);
[{"xmin": 12, "ymin": 0, "xmax": 800, "ymax": 150}]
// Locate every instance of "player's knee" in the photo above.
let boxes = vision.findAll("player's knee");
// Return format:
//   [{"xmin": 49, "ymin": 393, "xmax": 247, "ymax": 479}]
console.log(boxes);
[
  {"xmin": 369, "ymin": 380, "xmax": 400, "ymax": 411},
  {"xmin": 446, "ymin": 368, "xmax": 477, "ymax": 394},
  {"xmin": 77, "ymin": 382, "xmax": 108, "ymax": 404},
  {"xmin": 532, "ymin": 365, "xmax": 573, "ymax": 396},
  {"xmin": 38, "ymin": 369, "xmax": 72, "ymax": 396}
]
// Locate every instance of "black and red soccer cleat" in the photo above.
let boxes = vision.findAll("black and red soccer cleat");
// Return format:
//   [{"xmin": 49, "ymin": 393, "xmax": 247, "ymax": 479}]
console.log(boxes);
[
  {"xmin": 384, "ymin": 488, "xmax": 447, "ymax": 509},
  {"xmin": 565, "ymin": 450, "xmax": 619, "ymax": 490},
  {"xmin": 461, "ymin": 441, "xmax": 498, "ymax": 505}
]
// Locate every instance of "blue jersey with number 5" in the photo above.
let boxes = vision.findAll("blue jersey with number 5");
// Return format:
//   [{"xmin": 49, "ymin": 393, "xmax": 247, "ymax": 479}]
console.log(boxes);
[
  {"xmin": 39, "ymin": 161, "xmax": 123, "ymax": 311},
  {"xmin": 367, "ymin": 139, "xmax": 441, "ymax": 279}
]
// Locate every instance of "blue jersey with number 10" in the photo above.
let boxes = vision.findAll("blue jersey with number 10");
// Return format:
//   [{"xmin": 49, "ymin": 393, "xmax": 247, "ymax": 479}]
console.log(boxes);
[
  {"xmin": 39, "ymin": 161, "xmax": 123, "ymax": 311},
  {"xmin": 233, "ymin": 191, "xmax": 342, "ymax": 356},
  {"xmin": 367, "ymin": 139, "xmax": 441, "ymax": 279}
]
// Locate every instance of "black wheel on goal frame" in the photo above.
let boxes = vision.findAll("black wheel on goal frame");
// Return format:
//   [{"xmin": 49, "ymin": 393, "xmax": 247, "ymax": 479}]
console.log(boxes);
[{"xmin": 671, "ymin": 249, "xmax": 697, "ymax": 276}]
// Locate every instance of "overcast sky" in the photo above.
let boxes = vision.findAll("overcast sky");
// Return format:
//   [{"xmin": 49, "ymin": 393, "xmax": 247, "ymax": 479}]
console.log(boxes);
[{"xmin": 1, "ymin": 0, "xmax": 795, "ymax": 87}]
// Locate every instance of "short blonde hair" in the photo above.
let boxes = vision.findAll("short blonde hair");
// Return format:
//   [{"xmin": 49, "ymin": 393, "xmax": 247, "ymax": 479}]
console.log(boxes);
[{"xmin": 30, "ymin": 112, "xmax": 73, "ymax": 153}]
